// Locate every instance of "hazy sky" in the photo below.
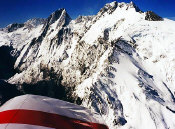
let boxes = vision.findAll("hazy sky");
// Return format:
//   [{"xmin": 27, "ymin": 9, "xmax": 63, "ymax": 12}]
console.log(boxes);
[{"xmin": 0, "ymin": 0, "xmax": 175, "ymax": 27}]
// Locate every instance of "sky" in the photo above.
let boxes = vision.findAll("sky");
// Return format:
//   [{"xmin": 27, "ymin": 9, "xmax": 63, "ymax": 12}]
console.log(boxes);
[{"xmin": 0, "ymin": 0, "xmax": 175, "ymax": 28}]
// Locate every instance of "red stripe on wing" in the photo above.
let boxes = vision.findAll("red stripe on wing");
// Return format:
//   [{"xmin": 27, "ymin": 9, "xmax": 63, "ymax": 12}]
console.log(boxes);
[{"xmin": 0, "ymin": 109, "xmax": 108, "ymax": 129}]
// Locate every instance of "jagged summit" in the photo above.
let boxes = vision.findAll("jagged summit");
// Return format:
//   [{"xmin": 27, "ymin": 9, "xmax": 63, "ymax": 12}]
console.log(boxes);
[
  {"xmin": 0, "ymin": 9, "xmax": 71, "ymax": 33},
  {"xmin": 47, "ymin": 8, "xmax": 71, "ymax": 25},
  {"xmin": 0, "ymin": 1, "xmax": 162, "ymax": 33},
  {"xmin": 24, "ymin": 18, "xmax": 46, "ymax": 28},
  {"xmin": 103, "ymin": 1, "xmax": 118, "ymax": 9},
  {"xmin": 2, "ymin": 23, "xmax": 24, "ymax": 32},
  {"xmin": 0, "ymin": 18, "xmax": 46, "ymax": 33},
  {"xmin": 126, "ymin": 1, "xmax": 141, "ymax": 12},
  {"xmin": 98, "ymin": 1, "xmax": 118, "ymax": 15},
  {"xmin": 101, "ymin": 1, "xmax": 141, "ymax": 13}
]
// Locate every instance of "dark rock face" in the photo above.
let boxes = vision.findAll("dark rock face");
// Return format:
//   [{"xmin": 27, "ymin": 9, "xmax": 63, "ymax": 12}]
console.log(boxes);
[
  {"xmin": 114, "ymin": 117, "xmax": 127, "ymax": 126},
  {"xmin": 0, "ymin": 65, "xmax": 80, "ymax": 105},
  {"xmin": 5, "ymin": 23, "xmax": 24, "ymax": 32},
  {"xmin": 22, "ymin": 80, "xmax": 77, "ymax": 103},
  {"xmin": 145, "ymin": 11, "xmax": 163, "ymax": 21},
  {"xmin": 21, "ymin": 73, "xmax": 81, "ymax": 105},
  {"xmin": 47, "ymin": 9, "xmax": 71, "ymax": 26},
  {"xmin": 47, "ymin": 9, "xmax": 64, "ymax": 25},
  {"xmin": 0, "ymin": 80, "xmax": 22, "ymax": 105},
  {"xmin": 0, "ymin": 46, "xmax": 18, "ymax": 79}
]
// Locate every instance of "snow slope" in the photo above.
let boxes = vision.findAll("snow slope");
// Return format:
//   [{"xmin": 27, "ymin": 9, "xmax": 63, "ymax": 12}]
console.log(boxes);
[{"xmin": 1, "ymin": 1, "xmax": 175, "ymax": 129}]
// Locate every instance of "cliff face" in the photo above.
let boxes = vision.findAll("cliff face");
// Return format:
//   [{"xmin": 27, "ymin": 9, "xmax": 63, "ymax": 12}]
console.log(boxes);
[{"xmin": 0, "ymin": 1, "xmax": 175, "ymax": 129}]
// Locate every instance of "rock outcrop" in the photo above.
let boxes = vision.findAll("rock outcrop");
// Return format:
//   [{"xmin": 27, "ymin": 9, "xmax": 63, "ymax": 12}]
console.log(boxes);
[{"xmin": 145, "ymin": 11, "xmax": 163, "ymax": 21}]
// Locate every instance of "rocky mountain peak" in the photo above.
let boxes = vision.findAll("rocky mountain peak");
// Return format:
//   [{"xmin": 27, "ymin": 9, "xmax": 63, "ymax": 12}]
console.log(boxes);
[
  {"xmin": 98, "ymin": 1, "xmax": 118, "ymax": 15},
  {"xmin": 126, "ymin": 1, "xmax": 141, "ymax": 12},
  {"xmin": 1, "ymin": 18, "xmax": 46, "ymax": 33},
  {"xmin": 47, "ymin": 8, "xmax": 71, "ymax": 26},
  {"xmin": 145, "ymin": 11, "xmax": 163, "ymax": 21},
  {"xmin": 2, "ymin": 23, "xmax": 24, "ymax": 33},
  {"xmin": 105, "ymin": 1, "xmax": 118, "ymax": 8},
  {"xmin": 117, "ymin": 1, "xmax": 141, "ymax": 12},
  {"xmin": 24, "ymin": 18, "xmax": 46, "ymax": 28},
  {"xmin": 34, "ymin": 8, "xmax": 71, "ymax": 43}
]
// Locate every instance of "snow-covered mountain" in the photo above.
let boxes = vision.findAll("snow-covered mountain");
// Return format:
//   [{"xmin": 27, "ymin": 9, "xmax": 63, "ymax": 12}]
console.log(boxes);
[{"xmin": 0, "ymin": 1, "xmax": 175, "ymax": 129}]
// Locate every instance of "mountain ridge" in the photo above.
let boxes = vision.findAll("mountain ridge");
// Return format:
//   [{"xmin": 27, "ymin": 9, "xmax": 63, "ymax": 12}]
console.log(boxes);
[{"xmin": 0, "ymin": 1, "xmax": 175, "ymax": 129}]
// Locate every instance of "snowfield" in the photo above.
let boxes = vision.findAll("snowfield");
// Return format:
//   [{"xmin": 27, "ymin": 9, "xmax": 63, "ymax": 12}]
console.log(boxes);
[{"xmin": 0, "ymin": 1, "xmax": 175, "ymax": 129}]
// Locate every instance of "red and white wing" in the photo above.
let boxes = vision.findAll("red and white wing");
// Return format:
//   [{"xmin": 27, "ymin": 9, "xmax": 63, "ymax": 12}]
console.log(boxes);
[{"xmin": 0, "ymin": 95, "xmax": 108, "ymax": 129}]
